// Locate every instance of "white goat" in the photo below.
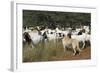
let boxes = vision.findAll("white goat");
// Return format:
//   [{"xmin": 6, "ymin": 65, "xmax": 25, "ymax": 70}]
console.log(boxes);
[
  {"xmin": 23, "ymin": 29, "xmax": 47, "ymax": 48},
  {"xmin": 71, "ymin": 33, "xmax": 90, "ymax": 49}
]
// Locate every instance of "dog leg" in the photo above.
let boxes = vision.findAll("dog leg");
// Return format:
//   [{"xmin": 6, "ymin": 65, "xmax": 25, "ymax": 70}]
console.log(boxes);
[{"xmin": 73, "ymin": 48, "xmax": 76, "ymax": 55}]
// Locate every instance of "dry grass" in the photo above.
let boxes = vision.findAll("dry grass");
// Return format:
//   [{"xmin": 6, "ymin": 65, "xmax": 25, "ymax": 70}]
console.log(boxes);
[{"xmin": 23, "ymin": 40, "xmax": 91, "ymax": 62}]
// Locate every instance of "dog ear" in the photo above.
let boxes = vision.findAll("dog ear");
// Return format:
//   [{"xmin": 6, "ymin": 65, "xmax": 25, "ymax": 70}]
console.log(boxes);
[
  {"xmin": 62, "ymin": 34, "xmax": 65, "ymax": 37},
  {"xmin": 67, "ymin": 33, "xmax": 71, "ymax": 38}
]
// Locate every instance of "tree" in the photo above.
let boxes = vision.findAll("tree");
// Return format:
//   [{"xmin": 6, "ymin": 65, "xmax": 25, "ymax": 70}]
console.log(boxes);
[{"xmin": 23, "ymin": 10, "xmax": 91, "ymax": 28}]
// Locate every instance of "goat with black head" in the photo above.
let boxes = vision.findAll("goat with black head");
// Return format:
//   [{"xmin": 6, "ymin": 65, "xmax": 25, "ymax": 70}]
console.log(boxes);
[{"xmin": 23, "ymin": 32, "xmax": 32, "ymax": 45}]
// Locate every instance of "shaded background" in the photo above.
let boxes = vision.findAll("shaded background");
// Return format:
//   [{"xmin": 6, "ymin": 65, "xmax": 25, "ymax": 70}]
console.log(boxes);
[{"xmin": 23, "ymin": 10, "xmax": 91, "ymax": 29}]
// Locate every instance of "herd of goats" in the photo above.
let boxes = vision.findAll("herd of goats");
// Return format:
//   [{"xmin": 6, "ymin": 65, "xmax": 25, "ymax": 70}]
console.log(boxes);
[{"xmin": 23, "ymin": 25, "xmax": 91, "ymax": 55}]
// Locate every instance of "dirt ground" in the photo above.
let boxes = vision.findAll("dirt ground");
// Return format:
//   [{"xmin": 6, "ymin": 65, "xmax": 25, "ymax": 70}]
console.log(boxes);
[{"xmin": 51, "ymin": 47, "xmax": 91, "ymax": 61}]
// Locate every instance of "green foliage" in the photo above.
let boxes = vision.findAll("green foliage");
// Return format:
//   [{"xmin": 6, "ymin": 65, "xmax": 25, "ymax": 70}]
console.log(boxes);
[{"xmin": 23, "ymin": 10, "xmax": 91, "ymax": 28}]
